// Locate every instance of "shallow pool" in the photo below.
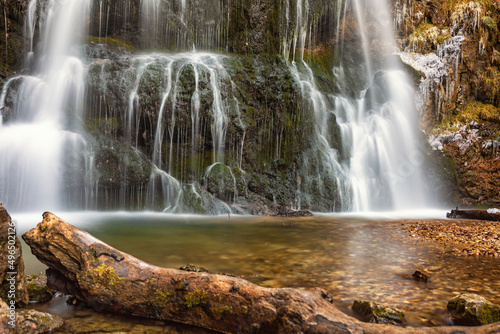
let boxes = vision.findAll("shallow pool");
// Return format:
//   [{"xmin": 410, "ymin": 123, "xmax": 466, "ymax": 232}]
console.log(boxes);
[{"xmin": 15, "ymin": 212, "xmax": 500, "ymax": 330}]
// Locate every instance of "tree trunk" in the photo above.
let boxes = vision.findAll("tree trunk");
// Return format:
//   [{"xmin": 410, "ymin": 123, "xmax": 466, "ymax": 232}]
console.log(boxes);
[
  {"xmin": 22, "ymin": 212, "xmax": 500, "ymax": 334},
  {"xmin": 447, "ymin": 208, "xmax": 500, "ymax": 221}
]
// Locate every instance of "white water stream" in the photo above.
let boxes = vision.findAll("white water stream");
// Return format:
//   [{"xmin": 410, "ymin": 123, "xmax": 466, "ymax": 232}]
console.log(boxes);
[
  {"xmin": 286, "ymin": 0, "xmax": 431, "ymax": 211},
  {"xmin": 0, "ymin": 0, "xmax": 90, "ymax": 212}
]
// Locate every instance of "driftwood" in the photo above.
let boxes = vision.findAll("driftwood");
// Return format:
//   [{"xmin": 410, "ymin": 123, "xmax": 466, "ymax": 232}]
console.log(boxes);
[
  {"xmin": 22, "ymin": 212, "xmax": 500, "ymax": 334},
  {"xmin": 447, "ymin": 208, "xmax": 500, "ymax": 221}
]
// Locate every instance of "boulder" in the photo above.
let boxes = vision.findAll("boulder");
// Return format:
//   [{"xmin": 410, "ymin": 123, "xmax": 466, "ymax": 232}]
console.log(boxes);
[
  {"xmin": 26, "ymin": 272, "xmax": 54, "ymax": 303},
  {"xmin": 0, "ymin": 204, "xmax": 29, "ymax": 307},
  {"xmin": 0, "ymin": 298, "xmax": 63, "ymax": 334},
  {"xmin": 352, "ymin": 300, "xmax": 406, "ymax": 326},
  {"xmin": 411, "ymin": 270, "xmax": 431, "ymax": 282},
  {"xmin": 447, "ymin": 293, "xmax": 500, "ymax": 326}
]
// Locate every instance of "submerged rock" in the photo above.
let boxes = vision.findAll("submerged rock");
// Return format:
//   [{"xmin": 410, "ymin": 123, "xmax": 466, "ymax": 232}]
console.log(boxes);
[
  {"xmin": 272, "ymin": 207, "xmax": 313, "ymax": 217},
  {"xmin": 447, "ymin": 293, "xmax": 500, "ymax": 326},
  {"xmin": 352, "ymin": 300, "xmax": 406, "ymax": 326},
  {"xmin": 411, "ymin": 270, "xmax": 431, "ymax": 282},
  {"xmin": 0, "ymin": 204, "xmax": 29, "ymax": 307}
]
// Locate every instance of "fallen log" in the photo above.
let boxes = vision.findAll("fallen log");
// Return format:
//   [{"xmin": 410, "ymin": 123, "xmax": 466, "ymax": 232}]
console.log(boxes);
[
  {"xmin": 446, "ymin": 208, "xmax": 500, "ymax": 221},
  {"xmin": 22, "ymin": 212, "xmax": 500, "ymax": 334}
]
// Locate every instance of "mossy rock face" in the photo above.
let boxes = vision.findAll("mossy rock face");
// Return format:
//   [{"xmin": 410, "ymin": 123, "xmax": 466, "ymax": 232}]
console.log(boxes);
[
  {"xmin": 352, "ymin": 300, "xmax": 406, "ymax": 326},
  {"xmin": 26, "ymin": 272, "xmax": 54, "ymax": 303},
  {"xmin": 447, "ymin": 293, "xmax": 500, "ymax": 326},
  {"xmin": 203, "ymin": 163, "xmax": 236, "ymax": 202}
]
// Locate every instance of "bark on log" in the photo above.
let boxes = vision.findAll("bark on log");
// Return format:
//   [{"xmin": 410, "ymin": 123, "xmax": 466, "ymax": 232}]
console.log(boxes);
[
  {"xmin": 22, "ymin": 212, "xmax": 500, "ymax": 334},
  {"xmin": 446, "ymin": 209, "xmax": 500, "ymax": 221}
]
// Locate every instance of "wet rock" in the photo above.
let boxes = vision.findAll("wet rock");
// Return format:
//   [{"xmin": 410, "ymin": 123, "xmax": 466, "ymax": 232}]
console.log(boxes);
[
  {"xmin": 0, "ymin": 204, "xmax": 29, "ymax": 307},
  {"xmin": 203, "ymin": 163, "xmax": 236, "ymax": 202},
  {"xmin": 352, "ymin": 300, "xmax": 406, "ymax": 326},
  {"xmin": 272, "ymin": 207, "xmax": 313, "ymax": 217},
  {"xmin": 411, "ymin": 270, "xmax": 431, "ymax": 282},
  {"xmin": 447, "ymin": 293, "xmax": 500, "ymax": 326},
  {"xmin": 0, "ymin": 299, "xmax": 63, "ymax": 333},
  {"xmin": 26, "ymin": 272, "xmax": 54, "ymax": 303}
]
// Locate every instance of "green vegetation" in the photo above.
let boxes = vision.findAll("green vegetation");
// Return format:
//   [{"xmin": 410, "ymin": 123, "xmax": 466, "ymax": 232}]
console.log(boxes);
[
  {"xmin": 150, "ymin": 288, "xmax": 171, "ymax": 308},
  {"xmin": 211, "ymin": 304, "xmax": 233, "ymax": 314},
  {"xmin": 434, "ymin": 101, "xmax": 499, "ymax": 133},
  {"xmin": 183, "ymin": 289, "xmax": 209, "ymax": 308},
  {"xmin": 459, "ymin": 101, "xmax": 499, "ymax": 123},
  {"xmin": 409, "ymin": 22, "xmax": 451, "ymax": 48},
  {"xmin": 85, "ymin": 118, "xmax": 121, "ymax": 136},
  {"xmin": 86, "ymin": 36, "xmax": 135, "ymax": 52},
  {"xmin": 480, "ymin": 67, "xmax": 500, "ymax": 104},
  {"xmin": 26, "ymin": 274, "xmax": 53, "ymax": 303},
  {"xmin": 303, "ymin": 45, "xmax": 336, "ymax": 92},
  {"xmin": 209, "ymin": 294, "xmax": 233, "ymax": 315},
  {"xmin": 448, "ymin": 294, "xmax": 500, "ymax": 325},
  {"xmin": 93, "ymin": 263, "xmax": 124, "ymax": 289},
  {"xmin": 482, "ymin": 16, "xmax": 497, "ymax": 29}
]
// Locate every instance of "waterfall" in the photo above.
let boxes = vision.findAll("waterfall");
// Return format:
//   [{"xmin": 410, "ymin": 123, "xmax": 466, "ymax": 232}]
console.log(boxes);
[
  {"xmin": 85, "ymin": 51, "xmax": 241, "ymax": 212},
  {"xmin": 0, "ymin": 0, "xmax": 91, "ymax": 212},
  {"xmin": 0, "ymin": 0, "xmax": 436, "ymax": 213},
  {"xmin": 137, "ymin": 0, "xmax": 231, "ymax": 51},
  {"xmin": 287, "ymin": 0, "xmax": 431, "ymax": 211},
  {"xmin": 339, "ymin": 0, "xmax": 430, "ymax": 210}
]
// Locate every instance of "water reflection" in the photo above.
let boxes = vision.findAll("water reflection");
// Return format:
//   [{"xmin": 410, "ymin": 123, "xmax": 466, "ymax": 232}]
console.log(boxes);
[{"xmin": 19, "ymin": 214, "xmax": 500, "ymax": 329}]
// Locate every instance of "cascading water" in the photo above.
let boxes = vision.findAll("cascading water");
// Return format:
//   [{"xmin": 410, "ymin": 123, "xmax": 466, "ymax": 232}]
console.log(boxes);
[
  {"xmin": 0, "ymin": 0, "xmax": 437, "ymax": 213},
  {"xmin": 137, "ymin": 0, "xmax": 231, "ymax": 51},
  {"xmin": 85, "ymin": 52, "xmax": 241, "ymax": 211},
  {"xmin": 286, "ymin": 0, "xmax": 431, "ymax": 211},
  {"xmin": 0, "ymin": 0, "xmax": 91, "ymax": 212},
  {"xmin": 335, "ymin": 0, "xmax": 431, "ymax": 211}
]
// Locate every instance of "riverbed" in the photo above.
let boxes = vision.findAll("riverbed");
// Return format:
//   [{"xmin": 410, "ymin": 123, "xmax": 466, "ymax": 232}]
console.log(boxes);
[{"xmin": 13, "ymin": 211, "xmax": 500, "ymax": 332}]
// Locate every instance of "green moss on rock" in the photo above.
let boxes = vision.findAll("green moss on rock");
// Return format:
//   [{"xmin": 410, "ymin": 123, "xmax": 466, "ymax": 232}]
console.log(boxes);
[
  {"xmin": 86, "ymin": 36, "xmax": 135, "ymax": 52},
  {"xmin": 482, "ymin": 16, "xmax": 497, "ymax": 29},
  {"xmin": 447, "ymin": 293, "xmax": 500, "ymax": 326},
  {"xmin": 409, "ymin": 22, "xmax": 451, "ymax": 50},
  {"xmin": 352, "ymin": 300, "xmax": 406, "ymax": 326},
  {"xmin": 26, "ymin": 273, "xmax": 54, "ymax": 303}
]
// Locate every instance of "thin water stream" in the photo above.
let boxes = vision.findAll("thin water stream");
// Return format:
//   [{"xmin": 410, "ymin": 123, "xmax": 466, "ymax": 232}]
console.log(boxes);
[{"xmin": 16, "ymin": 213, "xmax": 500, "ymax": 330}]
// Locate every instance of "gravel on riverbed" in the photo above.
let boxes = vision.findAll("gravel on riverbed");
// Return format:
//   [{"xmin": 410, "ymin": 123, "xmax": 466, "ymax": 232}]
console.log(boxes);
[{"xmin": 402, "ymin": 219, "xmax": 500, "ymax": 257}]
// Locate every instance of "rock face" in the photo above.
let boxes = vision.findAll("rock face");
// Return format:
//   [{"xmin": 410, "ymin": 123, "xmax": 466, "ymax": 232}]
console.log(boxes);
[
  {"xmin": 0, "ymin": 0, "xmax": 26, "ymax": 72},
  {"xmin": 395, "ymin": 0, "xmax": 500, "ymax": 207},
  {"xmin": 352, "ymin": 300, "xmax": 406, "ymax": 326},
  {"xmin": 0, "ymin": 204, "xmax": 28, "ymax": 307},
  {"xmin": 447, "ymin": 293, "xmax": 500, "ymax": 326}
]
